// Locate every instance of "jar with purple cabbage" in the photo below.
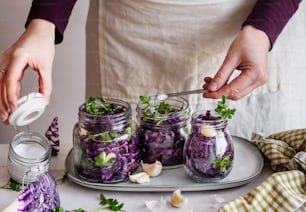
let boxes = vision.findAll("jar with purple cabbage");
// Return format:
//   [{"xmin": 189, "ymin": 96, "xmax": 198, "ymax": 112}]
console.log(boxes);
[
  {"xmin": 136, "ymin": 96, "xmax": 190, "ymax": 168},
  {"xmin": 73, "ymin": 97, "xmax": 139, "ymax": 183},
  {"xmin": 184, "ymin": 110, "xmax": 234, "ymax": 182}
]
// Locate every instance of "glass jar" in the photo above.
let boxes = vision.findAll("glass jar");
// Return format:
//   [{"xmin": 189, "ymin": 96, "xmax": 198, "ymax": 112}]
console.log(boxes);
[
  {"xmin": 136, "ymin": 96, "xmax": 190, "ymax": 168},
  {"xmin": 73, "ymin": 98, "xmax": 139, "ymax": 183},
  {"xmin": 184, "ymin": 110, "xmax": 234, "ymax": 182},
  {"xmin": 7, "ymin": 131, "xmax": 51, "ymax": 184}
]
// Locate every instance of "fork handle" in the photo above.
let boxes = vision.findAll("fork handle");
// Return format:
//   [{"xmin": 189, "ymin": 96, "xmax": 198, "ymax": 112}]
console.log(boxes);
[{"xmin": 167, "ymin": 88, "xmax": 207, "ymax": 97}]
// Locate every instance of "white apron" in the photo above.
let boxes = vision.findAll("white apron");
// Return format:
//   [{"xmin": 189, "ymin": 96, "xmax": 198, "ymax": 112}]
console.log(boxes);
[
  {"xmin": 85, "ymin": 0, "xmax": 306, "ymax": 139},
  {"xmin": 85, "ymin": 0, "xmax": 259, "ymax": 104}
]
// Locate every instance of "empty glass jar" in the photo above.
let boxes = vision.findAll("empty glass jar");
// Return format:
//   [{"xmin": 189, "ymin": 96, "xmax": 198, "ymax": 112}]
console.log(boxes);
[{"xmin": 184, "ymin": 110, "xmax": 234, "ymax": 182}]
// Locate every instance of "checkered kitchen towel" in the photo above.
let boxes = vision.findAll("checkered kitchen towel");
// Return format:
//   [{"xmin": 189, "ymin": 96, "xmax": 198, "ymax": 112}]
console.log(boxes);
[{"xmin": 220, "ymin": 129, "xmax": 306, "ymax": 212}]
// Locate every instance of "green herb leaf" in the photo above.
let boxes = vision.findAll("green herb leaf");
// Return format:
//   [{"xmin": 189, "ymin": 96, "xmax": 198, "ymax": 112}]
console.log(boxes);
[
  {"xmin": 213, "ymin": 155, "xmax": 231, "ymax": 173},
  {"xmin": 215, "ymin": 96, "xmax": 236, "ymax": 119},
  {"xmin": 61, "ymin": 170, "xmax": 69, "ymax": 183},
  {"xmin": 52, "ymin": 207, "xmax": 86, "ymax": 212},
  {"xmin": 138, "ymin": 95, "xmax": 176, "ymax": 124},
  {"xmin": 81, "ymin": 159, "xmax": 94, "ymax": 169},
  {"xmin": 100, "ymin": 193, "xmax": 124, "ymax": 211},
  {"xmin": 85, "ymin": 96, "xmax": 118, "ymax": 115},
  {"xmin": 0, "ymin": 178, "xmax": 21, "ymax": 191},
  {"xmin": 139, "ymin": 95, "xmax": 151, "ymax": 105},
  {"xmin": 94, "ymin": 156, "xmax": 111, "ymax": 167}
]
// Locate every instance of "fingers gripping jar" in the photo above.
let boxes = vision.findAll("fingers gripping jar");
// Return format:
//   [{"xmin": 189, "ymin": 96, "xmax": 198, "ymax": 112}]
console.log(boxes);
[
  {"xmin": 184, "ymin": 110, "xmax": 234, "ymax": 182},
  {"xmin": 136, "ymin": 96, "xmax": 190, "ymax": 168},
  {"xmin": 7, "ymin": 92, "xmax": 51, "ymax": 184},
  {"xmin": 73, "ymin": 97, "xmax": 139, "ymax": 183}
]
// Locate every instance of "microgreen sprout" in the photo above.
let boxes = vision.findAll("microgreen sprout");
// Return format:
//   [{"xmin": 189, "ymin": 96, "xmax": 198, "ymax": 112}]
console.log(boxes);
[
  {"xmin": 215, "ymin": 96, "xmax": 236, "ymax": 119},
  {"xmin": 85, "ymin": 97, "xmax": 118, "ymax": 115}
]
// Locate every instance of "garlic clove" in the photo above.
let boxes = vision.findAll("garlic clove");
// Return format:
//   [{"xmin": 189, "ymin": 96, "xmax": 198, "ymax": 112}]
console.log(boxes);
[
  {"xmin": 79, "ymin": 127, "xmax": 88, "ymax": 136},
  {"xmin": 135, "ymin": 173, "xmax": 150, "ymax": 184},
  {"xmin": 105, "ymin": 152, "xmax": 116, "ymax": 161},
  {"xmin": 141, "ymin": 160, "xmax": 163, "ymax": 177},
  {"xmin": 200, "ymin": 124, "xmax": 217, "ymax": 137},
  {"xmin": 129, "ymin": 172, "xmax": 150, "ymax": 184},
  {"xmin": 170, "ymin": 189, "xmax": 187, "ymax": 208}
]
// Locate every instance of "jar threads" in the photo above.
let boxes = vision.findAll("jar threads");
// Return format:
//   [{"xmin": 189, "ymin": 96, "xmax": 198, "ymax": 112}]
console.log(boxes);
[{"xmin": 7, "ymin": 131, "xmax": 51, "ymax": 184}]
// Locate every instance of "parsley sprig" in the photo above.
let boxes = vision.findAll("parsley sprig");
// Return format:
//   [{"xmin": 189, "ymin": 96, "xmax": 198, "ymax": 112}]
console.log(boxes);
[
  {"xmin": 61, "ymin": 170, "xmax": 69, "ymax": 183},
  {"xmin": 85, "ymin": 97, "xmax": 118, "ymax": 115},
  {"xmin": 139, "ymin": 95, "xmax": 176, "ymax": 122},
  {"xmin": 215, "ymin": 96, "xmax": 236, "ymax": 119},
  {"xmin": 100, "ymin": 193, "xmax": 124, "ymax": 211},
  {"xmin": 52, "ymin": 193, "xmax": 124, "ymax": 212},
  {"xmin": 0, "ymin": 178, "xmax": 21, "ymax": 191},
  {"xmin": 213, "ymin": 155, "xmax": 231, "ymax": 173}
]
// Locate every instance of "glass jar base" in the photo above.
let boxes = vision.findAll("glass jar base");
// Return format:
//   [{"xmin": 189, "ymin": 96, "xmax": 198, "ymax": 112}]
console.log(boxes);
[
  {"xmin": 163, "ymin": 164, "xmax": 183, "ymax": 170},
  {"xmin": 184, "ymin": 168, "xmax": 230, "ymax": 183}
]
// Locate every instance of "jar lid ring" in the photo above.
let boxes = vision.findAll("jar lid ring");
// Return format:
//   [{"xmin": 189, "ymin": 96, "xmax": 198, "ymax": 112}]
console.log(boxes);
[{"xmin": 8, "ymin": 92, "xmax": 47, "ymax": 127}]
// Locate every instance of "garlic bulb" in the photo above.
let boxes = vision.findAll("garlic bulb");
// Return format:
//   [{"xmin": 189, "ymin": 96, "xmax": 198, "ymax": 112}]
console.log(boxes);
[
  {"xmin": 129, "ymin": 172, "xmax": 150, "ymax": 184},
  {"xmin": 200, "ymin": 124, "xmax": 217, "ymax": 137},
  {"xmin": 170, "ymin": 189, "xmax": 187, "ymax": 208},
  {"xmin": 141, "ymin": 160, "xmax": 162, "ymax": 177}
]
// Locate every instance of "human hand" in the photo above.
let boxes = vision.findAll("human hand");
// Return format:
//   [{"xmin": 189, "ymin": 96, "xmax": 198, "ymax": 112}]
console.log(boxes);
[
  {"xmin": 0, "ymin": 19, "xmax": 55, "ymax": 123},
  {"xmin": 203, "ymin": 25, "xmax": 270, "ymax": 100}
]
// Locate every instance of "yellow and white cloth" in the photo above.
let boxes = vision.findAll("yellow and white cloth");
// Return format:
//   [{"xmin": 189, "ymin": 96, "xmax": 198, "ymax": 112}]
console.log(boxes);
[{"xmin": 220, "ymin": 129, "xmax": 306, "ymax": 212}]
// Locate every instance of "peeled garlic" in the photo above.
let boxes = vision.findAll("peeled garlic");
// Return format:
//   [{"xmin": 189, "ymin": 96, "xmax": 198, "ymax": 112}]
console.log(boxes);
[
  {"xmin": 200, "ymin": 124, "xmax": 217, "ymax": 137},
  {"xmin": 129, "ymin": 172, "xmax": 150, "ymax": 184},
  {"xmin": 142, "ymin": 160, "xmax": 163, "ymax": 177},
  {"xmin": 170, "ymin": 189, "xmax": 187, "ymax": 208},
  {"xmin": 79, "ymin": 127, "xmax": 88, "ymax": 136}
]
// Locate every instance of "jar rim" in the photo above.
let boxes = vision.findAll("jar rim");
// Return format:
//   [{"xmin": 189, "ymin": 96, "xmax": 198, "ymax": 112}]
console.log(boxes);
[
  {"xmin": 191, "ymin": 110, "xmax": 228, "ymax": 125},
  {"xmin": 136, "ymin": 96, "xmax": 190, "ymax": 121},
  {"xmin": 79, "ymin": 98, "xmax": 131, "ymax": 118}
]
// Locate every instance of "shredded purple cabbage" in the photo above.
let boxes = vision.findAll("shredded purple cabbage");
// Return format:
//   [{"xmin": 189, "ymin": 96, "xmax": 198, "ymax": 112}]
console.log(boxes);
[
  {"xmin": 17, "ymin": 171, "xmax": 60, "ymax": 211},
  {"xmin": 137, "ymin": 113, "xmax": 187, "ymax": 167},
  {"xmin": 75, "ymin": 134, "xmax": 139, "ymax": 183},
  {"xmin": 184, "ymin": 111, "xmax": 234, "ymax": 181},
  {"xmin": 74, "ymin": 104, "xmax": 139, "ymax": 183}
]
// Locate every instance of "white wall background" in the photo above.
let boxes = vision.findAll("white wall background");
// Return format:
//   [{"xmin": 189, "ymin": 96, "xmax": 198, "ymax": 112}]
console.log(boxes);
[{"xmin": 0, "ymin": 1, "xmax": 89, "ymax": 144}]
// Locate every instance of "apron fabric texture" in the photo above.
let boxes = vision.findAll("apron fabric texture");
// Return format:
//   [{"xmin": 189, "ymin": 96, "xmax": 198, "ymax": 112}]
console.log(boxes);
[
  {"xmin": 85, "ymin": 0, "xmax": 306, "ymax": 139},
  {"xmin": 85, "ymin": 0, "xmax": 259, "ymax": 104}
]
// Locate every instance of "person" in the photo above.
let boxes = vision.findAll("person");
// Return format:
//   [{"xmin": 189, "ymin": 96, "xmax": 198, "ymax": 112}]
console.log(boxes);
[{"xmin": 0, "ymin": 0, "xmax": 302, "ymax": 125}]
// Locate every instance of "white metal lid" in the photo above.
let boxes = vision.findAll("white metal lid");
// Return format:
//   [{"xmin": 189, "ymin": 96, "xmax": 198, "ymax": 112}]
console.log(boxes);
[{"xmin": 9, "ymin": 92, "xmax": 47, "ymax": 126}]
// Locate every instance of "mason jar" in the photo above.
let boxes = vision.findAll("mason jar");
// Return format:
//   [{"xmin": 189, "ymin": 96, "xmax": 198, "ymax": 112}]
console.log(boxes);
[
  {"xmin": 7, "ymin": 131, "xmax": 51, "ymax": 184},
  {"xmin": 73, "ymin": 98, "xmax": 139, "ymax": 183},
  {"xmin": 184, "ymin": 110, "xmax": 234, "ymax": 182},
  {"xmin": 136, "ymin": 96, "xmax": 190, "ymax": 168}
]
